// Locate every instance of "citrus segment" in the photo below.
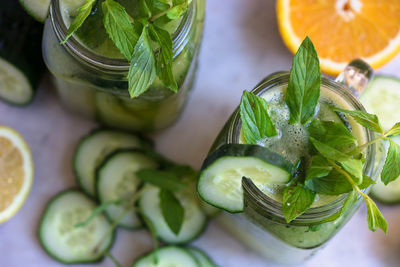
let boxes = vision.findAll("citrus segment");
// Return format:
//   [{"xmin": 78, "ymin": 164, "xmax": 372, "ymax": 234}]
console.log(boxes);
[
  {"xmin": 0, "ymin": 126, "xmax": 33, "ymax": 223},
  {"xmin": 277, "ymin": 0, "xmax": 400, "ymax": 75}
]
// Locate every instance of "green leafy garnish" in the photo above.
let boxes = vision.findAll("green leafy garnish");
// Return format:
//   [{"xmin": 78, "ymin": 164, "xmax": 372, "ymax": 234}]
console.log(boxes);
[
  {"xmin": 381, "ymin": 139, "xmax": 400, "ymax": 185},
  {"xmin": 285, "ymin": 36, "xmax": 321, "ymax": 124},
  {"xmin": 102, "ymin": 0, "xmax": 138, "ymax": 60},
  {"xmin": 339, "ymin": 158, "xmax": 363, "ymax": 184},
  {"xmin": 282, "ymin": 184, "xmax": 316, "ymax": 223},
  {"xmin": 331, "ymin": 107, "xmax": 384, "ymax": 134},
  {"xmin": 385, "ymin": 122, "xmax": 400, "ymax": 137},
  {"xmin": 305, "ymin": 155, "xmax": 332, "ymax": 181},
  {"xmin": 309, "ymin": 137, "xmax": 350, "ymax": 161},
  {"xmin": 61, "ymin": 0, "xmax": 96, "ymax": 44},
  {"xmin": 365, "ymin": 196, "xmax": 387, "ymax": 234},
  {"xmin": 240, "ymin": 90, "xmax": 277, "ymax": 144},
  {"xmin": 136, "ymin": 169, "xmax": 185, "ymax": 191},
  {"xmin": 159, "ymin": 189, "xmax": 185, "ymax": 235}
]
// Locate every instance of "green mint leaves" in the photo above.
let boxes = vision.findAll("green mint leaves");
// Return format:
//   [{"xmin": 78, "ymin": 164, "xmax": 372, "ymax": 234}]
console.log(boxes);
[
  {"xmin": 240, "ymin": 90, "xmax": 277, "ymax": 144},
  {"xmin": 136, "ymin": 169, "xmax": 185, "ymax": 192},
  {"xmin": 285, "ymin": 36, "xmax": 321, "ymax": 124},
  {"xmin": 159, "ymin": 189, "xmax": 185, "ymax": 235},
  {"xmin": 381, "ymin": 139, "xmax": 400, "ymax": 185},
  {"xmin": 62, "ymin": 0, "xmax": 191, "ymax": 98},
  {"xmin": 282, "ymin": 184, "xmax": 316, "ymax": 223},
  {"xmin": 102, "ymin": 0, "xmax": 138, "ymax": 60},
  {"xmin": 331, "ymin": 107, "xmax": 384, "ymax": 134},
  {"xmin": 61, "ymin": 0, "xmax": 96, "ymax": 44},
  {"xmin": 365, "ymin": 196, "xmax": 387, "ymax": 233}
]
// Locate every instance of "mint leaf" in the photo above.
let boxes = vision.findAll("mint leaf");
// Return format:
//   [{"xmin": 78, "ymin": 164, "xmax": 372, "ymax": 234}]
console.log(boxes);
[
  {"xmin": 61, "ymin": 0, "xmax": 96, "ymax": 44},
  {"xmin": 386, "ymin": 122, "xmax": 400, "ymax": 137},
  {"xmin": 381, "ymin": 139, "xmax": 400, "ymax": 185},
  {"xmin": 102, "ymin": 0, "xmax": 138, "ymax": 60},
  {"xmin": 240, "ymin": 91, "xmax": 277, "ymax": 144},
  {"xmin": 282, "ymin": 184, "xmax": 316, "ymax": 223},
  {"xmin": 339, "ymin": 158, "xmax": 363, "ymax": 184},
  {"xmin": 159, "ymin": 189, "xmax": 185, "ymax": 235},
  {"xmin": 148, "ymin": 24, "xmax": 177, "ymax": 92},
  {"xmin": 305, "ymin": 169, "xmax": 353, "ymax": 195},
  {"xmin": 331, "ymin": 107, "xmax": 384, "ymax": 134},
  {"xmin": 285, "ymin": 36, "xmax": 321, "ymax": 124},
  {"xmin": 360, "ymin": 174, "xmax": 375, "ymax": 188},
  {"xmin": 308, "ymin": 120, "xmax": 357, "ymax": 153},
  {"xmin": 309, "ymin": 137, "xmax": 350, "ymax": 161},
  {"xmin": 128, "ymin": 26, "xmax": 157, "ymax": 98},
  {"xmin": 305, "ymin": 156, "xmax": 332, "ymax": 181},
  {"xmin": 167, "ymin": 2, "xmax": 189, "ymax": 19},
  {"xmin": 365, "ymin": 196, "xmax": 387, "ymax": 234},
  {"xmin": 136, "ymin": 169, "xmax": 185, "ymax": 191}
]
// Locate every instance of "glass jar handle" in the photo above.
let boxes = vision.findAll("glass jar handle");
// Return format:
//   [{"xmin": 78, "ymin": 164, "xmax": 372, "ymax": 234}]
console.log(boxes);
[{"xmin": 335, "ymin": 59, "xmax": 374, "ymax": 97}]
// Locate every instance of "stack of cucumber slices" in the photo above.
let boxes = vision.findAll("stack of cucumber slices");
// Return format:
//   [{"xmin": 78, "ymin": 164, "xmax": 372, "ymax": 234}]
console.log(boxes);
[{"xmin": 38, "ymin": 128, "xmax": 218, "ymax": 266}]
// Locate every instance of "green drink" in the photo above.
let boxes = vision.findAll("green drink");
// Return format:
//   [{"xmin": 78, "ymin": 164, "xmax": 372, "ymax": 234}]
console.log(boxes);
[{"xmin": 43, "ymin": 0, "xmax": 205, "ymax": 131}]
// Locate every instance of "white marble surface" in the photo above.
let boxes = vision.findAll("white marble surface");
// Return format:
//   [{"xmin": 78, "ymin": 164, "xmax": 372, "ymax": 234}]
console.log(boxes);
[{"xmin": 2, "ymin": 0, "xmax": 400, "ymax": 266}]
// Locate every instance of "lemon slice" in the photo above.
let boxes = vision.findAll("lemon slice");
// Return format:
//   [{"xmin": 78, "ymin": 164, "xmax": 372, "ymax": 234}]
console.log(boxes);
[
  {"xmin": 0, "ymin": 126, "xmax": 33, "ymax": 223},
  {"xmin": 277, "ymin": 0, "xmax": 400, "ymax": 75}
]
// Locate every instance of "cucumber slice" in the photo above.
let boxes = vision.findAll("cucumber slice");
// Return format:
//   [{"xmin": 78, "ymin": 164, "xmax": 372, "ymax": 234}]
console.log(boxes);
[
  {"xmin": 371, "ymin": 176, "xmax": 400, "ymax": 204},
  {"xmin": 139, "ymin": 184, "xmax": 207, "ymax": 244},
  {"xmin": 19, "ymin": 0, "xmax": 50, "ymax": 22},
  {"xmin": 74, "ymin": 129, "xmax": 146, "ymax": 197},
  {"xmin": 0, "ymin": 57, "xmax": 33, "ymax": 105},
  {"xmin": 133, "ymin": 246, "xmax": 199, "ymax": 267},
  {"xmin": 186, "ymin": 247, "xmax": 217, "ymax": 267},
  {"xmin": 360, "ymin": 75, "xmax": 400, "ymax": 131},
  {"xmin": 198, "ymin": 144, "xmax": 293, "ymax": 213},
  {"xmin": 96, "ymin": 150, "xmax": 158, "ymax": 229},
  {"xmin": 39, "ymin": 190, "xmax": 115, "ymax": 264}
]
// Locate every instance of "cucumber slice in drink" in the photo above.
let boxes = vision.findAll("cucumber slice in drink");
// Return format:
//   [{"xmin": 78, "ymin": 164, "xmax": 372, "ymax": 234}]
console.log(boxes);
[
  {"xmin": 39, "ymin": 190, "xmax": 115, "ymax": 264},
  {"xmin": 19, "ymin": 0, "xmax": 50, "ymax": 22},
  {"xmin": 96, "ymin": 150, "xmax": 158, "ymax": 229},
  {"xmin": 139, "ymin": 184, "xmax": 207, "ymax": 244},
  {"xmin": 74, "ymin": 129, "xmax": 147, "ymax": 197},
  {"xmin": 198, "ymin": 144, "xmax": 293, "ymax": 213},
  {"xmin": 0, "ymin": 58, "xmax": 33, "ymax": 105},
  {"xmin": 187, "ymin": 247, "xmax": 217, "ymax": 267},
  {"xmin": 133, "ymin": 246, "xmax": 199, "ymax": 267}
]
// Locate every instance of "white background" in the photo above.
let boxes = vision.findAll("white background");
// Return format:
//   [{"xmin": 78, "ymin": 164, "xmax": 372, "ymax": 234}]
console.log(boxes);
[{"xmin": 2, "ymin": 0, "xmax": 400, "ymax": 266}]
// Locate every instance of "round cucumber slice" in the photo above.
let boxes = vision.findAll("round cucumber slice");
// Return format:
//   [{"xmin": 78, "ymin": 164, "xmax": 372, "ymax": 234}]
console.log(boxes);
[
  {"xmin": 96, "ymin": 150, "xmax": 158, "ymax": 229},
  {"xmin": 360, "ymin": 75, "xmax": 400, "ymax": 131},
  {"xmin": 74, "ymin": 129, "xmax": 146, "ymax": 197},
  {"xmin": 19, "ymin": 0, "xmax": 51, "ymax": 23},
  {"xmin": 133, "ymin": 246, "xmax": 199, "ymax": 267},
  {"xmin": 0, "ymin": 57, "xmax": 33, "ymax": 105},
  {"xmin": 198, "ymin": 144, "xmax": 293, "ymax": 213},
  {"xmin": 186, "ymin": 247, "xmax": 217, "ymax": 267},
  {"xmin": 139, "ymin": 184, "xmax": 207, "ymax": 244},
  {"xmin": 39, "ymin": 190, "xmax": 115, "ymax": 264}
]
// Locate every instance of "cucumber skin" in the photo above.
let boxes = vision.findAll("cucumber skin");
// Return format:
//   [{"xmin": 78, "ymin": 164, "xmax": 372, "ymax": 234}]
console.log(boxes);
[
  {"xmin": 95, "ymin": 148, "xmax": 154, "ymax": 230},
  {"xmin": 38, "ymin": 189, "xmax": 116, "ymax": 264},
  {"xmin": 132, "ymin": 246, "xmax": 200, "ymax": 267},
  {"xmin": 73, "ymin": 128, "xmax": 152, "ymax": 198},
  {"xmin": 186, "ymin": 247, "xmax": 218, "ymax": 267},
  {"xmin": 0, "ymin": 0, "xmax": 45, "ymax": 106},
  {"xmin": 197, "ymin": 144, "xmax": 293, "ymax": 212}
]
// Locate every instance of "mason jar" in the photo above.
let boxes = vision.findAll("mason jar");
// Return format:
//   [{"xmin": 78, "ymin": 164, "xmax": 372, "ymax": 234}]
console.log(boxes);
[
  {"xmin": 209, "ymin": 61, "xmax": 384, "ymax": 264},
  {"xmin": 42, "ymin": 0, "xmax": 205, "ymax": 132}
]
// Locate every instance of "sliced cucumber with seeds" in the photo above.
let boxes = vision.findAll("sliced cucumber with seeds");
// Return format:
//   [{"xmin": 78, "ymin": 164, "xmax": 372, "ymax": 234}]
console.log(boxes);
[
  {"xmin": 187, "ymin": 247, "xmax": 217, "ymax": 267},
  {"xmin": 74, "ymin": 129, "xmax": 147, "ymax": 197},
  {"xmin": 133, "ymin": 246, "xmax": 199, "ymax": 267},
  {"xmin": 96, "ymin": 150, "xmax": 158, "ymax": 229},
  {"xmin": 139, "ymin": 184, "xmax": 207, "ymax": 244},
  {"xmin": 198, "ymin": 144, "xmax": 293, "ymax": 213},
  {"xmin": 39, "ymin": 190, "xmax": 115, "ymax": 264},
  {"xmin": 19, "ymin": 0, "xmax": 51, "ymax": 22}
]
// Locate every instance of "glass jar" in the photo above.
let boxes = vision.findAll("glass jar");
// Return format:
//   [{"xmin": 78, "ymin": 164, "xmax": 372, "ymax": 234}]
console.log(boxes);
[
  {"xmin": 210, "ymin": 61, "xmax": 384, "ymax": 264},
  {"xmin": 42, "ymin": 0, "xmax": 205, "ymax": 132}
]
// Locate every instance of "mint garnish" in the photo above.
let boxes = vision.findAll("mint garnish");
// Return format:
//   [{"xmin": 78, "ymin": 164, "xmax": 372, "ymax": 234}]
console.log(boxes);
[
  {"xmin": 332, "ymin": 107, "xmax": 384, "ymax": 134},
  {"xmin": 285, "ymin": 36, "xmax": 321, "ymax": 124},
  {"xmin": 62, "ymin": 0, "xmax": 191, "ymax": 98},
  {"xmin": 239, "ymin": 90, "xmax": 277, "ymax": 144},
  {"xmin": 282, "ymin": 183, "xmax": 316, "ymax": 223},
  {"xmin": 381, "ymin": 139, "xmax": 400, "ymax": 185},
  {"xmin": 159, "ymin": 189, "xmax": 185, "ymax": 235}
]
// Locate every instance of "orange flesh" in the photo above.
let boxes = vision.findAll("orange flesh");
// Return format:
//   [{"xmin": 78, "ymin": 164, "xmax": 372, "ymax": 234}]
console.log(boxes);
[
  {"xmin": 0, "ymin": 137, "xmax": 24, "ymax": 212},
  {"xmin": 289, "ymin": 0, "xmax": 400, "ymax": 62}
]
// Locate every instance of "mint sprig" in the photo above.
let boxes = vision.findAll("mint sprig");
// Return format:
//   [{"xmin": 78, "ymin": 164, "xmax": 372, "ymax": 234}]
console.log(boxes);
[
  {"xmin": 282, "ymin": 184, "xmax": 315, "ymax": 223},
  {"xmin": 62, "ymin": 0, "xmax": 191, "ymax": 98},
  {"xmin": 285, "ymin": 36, "xmax": 321, "ymax": 124},
  {"xmin": 240, "ymin": 90, "xmax": 277, "ymax": 144},
  {"xmin": 159, "ymin": 189, "xmax": 185, "ymax": 235}
]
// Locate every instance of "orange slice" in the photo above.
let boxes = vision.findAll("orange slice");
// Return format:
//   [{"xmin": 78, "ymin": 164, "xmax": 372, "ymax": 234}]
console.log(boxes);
[
  {"xmin": 277, "ymin": 0, "xmax": 400, "ymax": 75},
  {"xmin": 0, "ymin": 126, "xmax": 33, "ymax": 223}
]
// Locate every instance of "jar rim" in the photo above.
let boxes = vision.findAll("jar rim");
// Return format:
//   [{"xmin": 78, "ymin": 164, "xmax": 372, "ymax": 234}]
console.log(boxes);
[
  {"xmin": 49, "ymin": 0, "xmax": 195, "ymax": 71},
  {"xmin": 228, "ymin": 72, "xmax": 376, "ymax": 225}
]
